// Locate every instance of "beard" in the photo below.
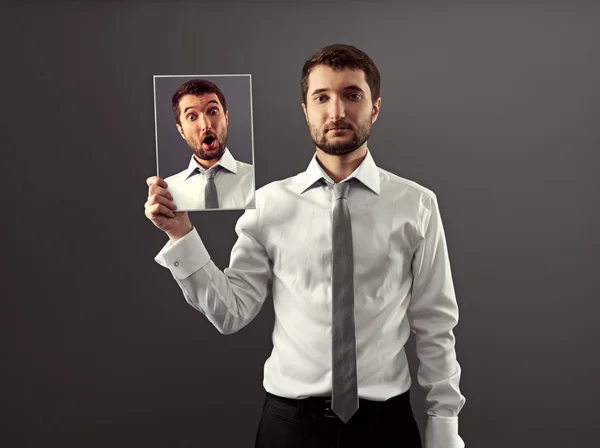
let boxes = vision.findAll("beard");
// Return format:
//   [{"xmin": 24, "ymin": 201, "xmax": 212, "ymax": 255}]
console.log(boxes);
[
  {"xmin": 308, "ymin": 116, "xmax": 372, "ymax": 155},
  {"xmin": 186, "ymin": 129, "xmax": 228, "ymax": 161}
]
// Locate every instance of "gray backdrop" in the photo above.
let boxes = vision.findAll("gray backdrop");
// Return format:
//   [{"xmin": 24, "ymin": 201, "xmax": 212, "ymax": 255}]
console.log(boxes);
[
  {"xmin": 155, "ymin": 75, "xmax": 254, "ymax": 178},
  {"xmin": 2, "ymin": 1, "xmax": 599, "ymax": 447}
]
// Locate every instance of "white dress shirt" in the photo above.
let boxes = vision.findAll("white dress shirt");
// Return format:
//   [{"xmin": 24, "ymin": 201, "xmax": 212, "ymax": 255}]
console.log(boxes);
[
  {"xmin": 164, "ymin": 148, "xmax": 255, "ymax": 211},
  {"xmin": 155, "ymin": 149, "xmax": 466, "ymax": 448}
]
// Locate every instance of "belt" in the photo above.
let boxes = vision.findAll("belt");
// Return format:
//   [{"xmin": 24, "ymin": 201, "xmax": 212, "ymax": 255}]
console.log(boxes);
[{"xmin": 266, "ymin": 390, "xmax": 410, "ymax": 419}]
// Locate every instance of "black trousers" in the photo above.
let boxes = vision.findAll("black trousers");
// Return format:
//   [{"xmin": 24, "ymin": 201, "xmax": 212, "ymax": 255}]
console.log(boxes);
[{"xmin": 255, "ymin": 391, "xmax": 422, "ymax": 448}]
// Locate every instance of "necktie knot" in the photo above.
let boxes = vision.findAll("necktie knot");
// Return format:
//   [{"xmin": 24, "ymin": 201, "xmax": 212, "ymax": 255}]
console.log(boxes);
[
  {"xmin": 206, "ymin": 166, "xmax": 217, "ymax": 180},
  {"xmin": 333, "ymin": 181, "xmax": 351, "ymax": 200}
]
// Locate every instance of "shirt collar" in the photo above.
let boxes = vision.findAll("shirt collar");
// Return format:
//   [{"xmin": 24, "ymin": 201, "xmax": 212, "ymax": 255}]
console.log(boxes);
[
  {"xmin": 184, "ymin": 147, "xmax": 238, "ymax": 181},
  {"xmin": 297, "ymin": 149, "xmax": 381, "ymax": 195}
]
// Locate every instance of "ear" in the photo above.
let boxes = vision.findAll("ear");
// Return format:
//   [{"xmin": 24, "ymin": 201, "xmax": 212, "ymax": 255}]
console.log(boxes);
[
  {"xmin": 225, "ymin": 110, "xmax": 229, "ymax": 126},
  {"xmin": 371, "ymin": 97, "xmax": 381, "ymax": 124},
  {"xmin": 301, "ymin": 103, "xmax": 309, "ymax": 124},
  {"xmin": 176, "ymin": 123, "xmax": 186, "ymax": 140}
]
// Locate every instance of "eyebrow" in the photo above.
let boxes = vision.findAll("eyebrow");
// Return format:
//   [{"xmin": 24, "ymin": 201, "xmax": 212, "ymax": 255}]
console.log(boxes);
[
  {"xmin": 310, "ymin": 85, "xmax": 365, "ymax": 96},
  {"xmin": 183, "ymin": 100, "xmax": 219, "ymax": 113}
]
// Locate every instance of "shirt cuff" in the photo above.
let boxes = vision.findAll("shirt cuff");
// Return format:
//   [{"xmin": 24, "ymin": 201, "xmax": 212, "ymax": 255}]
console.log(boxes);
[
  {"xmin": 425, "ymin": 416, "xmax": 464, "ymax": 448},
  {"xmin": 153, "ymin": 227, "xmax": 211, "ymax": 279}
]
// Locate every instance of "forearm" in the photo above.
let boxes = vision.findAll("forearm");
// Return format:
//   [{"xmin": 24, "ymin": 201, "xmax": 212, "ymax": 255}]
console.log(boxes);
[
  {"xmin": 173, "ymin": 260, "xmax": 265, "ymax": 334},
  {"xmin": 410, "ymin": 284, "xmax": 466, "ymax": 447},
  {"xmin": 413, "ymin": 329, "xmax": 465, "ymax": 448},
  {"xmin": 155, "ymin": 224, "xmax": 271, "ymax": 335}
]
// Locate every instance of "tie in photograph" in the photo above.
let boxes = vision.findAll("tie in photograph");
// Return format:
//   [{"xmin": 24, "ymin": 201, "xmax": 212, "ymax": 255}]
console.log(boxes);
[
  {"xmin": 331, "ymin": 180, "xmax": 359, "ymax": 423},
  {"xmin": 205, "ymin": 166, "xmax": 219, "ymax": 209}
]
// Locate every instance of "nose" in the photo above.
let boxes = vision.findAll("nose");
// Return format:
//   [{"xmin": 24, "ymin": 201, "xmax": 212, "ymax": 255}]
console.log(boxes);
[
  {"xmin": 328, "ymin": 97, "xmax": 346, "ymax": 122},
  {"xmin": 197, "ymin": 113, "xmax": 212, "ymax": 131}
]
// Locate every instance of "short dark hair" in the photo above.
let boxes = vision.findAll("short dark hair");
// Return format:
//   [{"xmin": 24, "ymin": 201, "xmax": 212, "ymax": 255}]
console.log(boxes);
[
  {"xmin": 172, "ymin": 79, "xmax": 227, "ymax": 125},
  {"xmin": 301, "ymin": 44, "xmax": 381, "ymax": 104}
]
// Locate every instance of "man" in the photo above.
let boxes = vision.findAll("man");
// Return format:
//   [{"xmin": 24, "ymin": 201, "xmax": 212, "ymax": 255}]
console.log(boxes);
[
  {"xmin": 163, "ymin": 79, "xmax": 255, "ymax": 210},
  {"xmin": 145, "ymin": 44, "xmax": 466, "ymax": 448}
]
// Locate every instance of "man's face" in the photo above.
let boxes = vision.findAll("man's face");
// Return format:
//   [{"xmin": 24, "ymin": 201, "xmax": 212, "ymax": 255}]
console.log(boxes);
[
  {"xmin": 176, "ymin": 93, "xmax": 229, "ymax": 163},
  {"xmin": 302, "ymin": 65, "xmax": 380, "ymax": 156}
]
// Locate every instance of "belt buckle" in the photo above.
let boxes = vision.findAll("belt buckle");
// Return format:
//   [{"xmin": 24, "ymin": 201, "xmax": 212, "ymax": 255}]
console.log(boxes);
[{"xmin": 324, "ymin": 398, "xmax": 337, "ymax": 418}]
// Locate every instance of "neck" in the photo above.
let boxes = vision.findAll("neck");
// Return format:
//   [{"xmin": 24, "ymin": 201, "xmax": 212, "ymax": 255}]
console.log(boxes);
[
  {"xmin": 315, "ymin": 144, "xmax": 368, "ymax": 183},
  {"xmin": 193, "ymin": 155, "xmax": 219, "ymax": 169}
]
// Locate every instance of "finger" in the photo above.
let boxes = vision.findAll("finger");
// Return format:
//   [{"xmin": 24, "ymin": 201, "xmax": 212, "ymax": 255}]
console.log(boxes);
[
  {"xmin": 148, "ymin": 185, "xmax": 174, "ymax": 201},
  {"xmin": 149, "ymin": 193, "xmax": 177, "ymax": 210},
  {"xmin": 150, "ymin": 203, "xmax": 175, "ymax": 218},
  {"xmin": 146, "ymin": 176, "xmax": 168, "ymax": 188}
]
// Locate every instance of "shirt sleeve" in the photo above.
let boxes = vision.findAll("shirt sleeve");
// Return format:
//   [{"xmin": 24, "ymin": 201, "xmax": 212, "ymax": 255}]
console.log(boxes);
[
  {"xmin": 153, "ymin": 204, "xmax": 272, "ymax": 335},
  {"xmin": 407, "ymin": 193, "xmax": 466, "ymax": 448}
]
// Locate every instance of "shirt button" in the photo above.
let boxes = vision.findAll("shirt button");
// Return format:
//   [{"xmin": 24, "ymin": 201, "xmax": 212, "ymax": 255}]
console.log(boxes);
[{"xmin": 174, "ymin": 261, "xmax": 179, "ymax": 267}]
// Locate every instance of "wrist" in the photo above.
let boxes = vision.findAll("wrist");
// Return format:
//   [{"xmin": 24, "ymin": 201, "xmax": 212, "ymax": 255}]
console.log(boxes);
[{"xmin": 167, "ymin": 225, "xmax": 193, "ymax": 244}]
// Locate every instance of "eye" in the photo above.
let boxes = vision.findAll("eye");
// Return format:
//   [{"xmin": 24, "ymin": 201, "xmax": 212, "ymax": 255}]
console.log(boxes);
[
  {"xmin": 208, "ymin": 108, "xmax": 219, "ymax": 115},
  {"xmin": 187, "ymin": 113, "xmax": 197, "ymax": 121},
  {"xmin": 348, "ymin": 93, "xmax": 362, "ymax": 100},
  {"xmin": 315, "ymin": 95, "xmax": 328, "ymax": 103}
]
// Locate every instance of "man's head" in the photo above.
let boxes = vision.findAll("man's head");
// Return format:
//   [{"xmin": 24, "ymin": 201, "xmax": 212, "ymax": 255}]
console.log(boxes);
[
  {"xmin": 301, "ymin": 44, "xmax": 381, "ymax": 156},
  {"xmin": 172, "ymin": 79, "xmax": 229, "ymax": 165}
]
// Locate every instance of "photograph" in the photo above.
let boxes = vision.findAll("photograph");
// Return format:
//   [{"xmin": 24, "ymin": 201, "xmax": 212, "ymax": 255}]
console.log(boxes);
[{"xmin": 154, "ymin": 74, "xmax": 255, "ymax": 211}]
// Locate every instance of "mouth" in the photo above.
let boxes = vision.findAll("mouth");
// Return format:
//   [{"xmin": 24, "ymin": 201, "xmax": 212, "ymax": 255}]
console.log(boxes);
[
  {"xmin": 327, "ymin": 127, "xmax": 351, "ymax": 134},
  {"xmin": 327, "ymin": 123, "xmax": 351, "ymax": 131},
  {"xmin": 202, "ymin": 135, "xmax": 217, "ymax": 149}
]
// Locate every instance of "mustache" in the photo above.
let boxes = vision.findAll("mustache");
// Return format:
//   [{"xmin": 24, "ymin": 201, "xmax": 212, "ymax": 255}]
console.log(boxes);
[
  {"xmin": 201, "ymin": 130, "xmax": 217, "ymax": 139},
  {"xmin": 325, "ymin": 121, "xmax": 352, "ymax": 131}
]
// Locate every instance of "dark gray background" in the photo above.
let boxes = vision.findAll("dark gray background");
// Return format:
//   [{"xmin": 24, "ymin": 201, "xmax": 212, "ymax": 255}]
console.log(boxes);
[
  {"xmin": 3, "ymin": 1, "xmax": 599, "ymax": 447},
  {"xmin": 155, "ymin": 74, "xmax": 254, "ymax": 178}
]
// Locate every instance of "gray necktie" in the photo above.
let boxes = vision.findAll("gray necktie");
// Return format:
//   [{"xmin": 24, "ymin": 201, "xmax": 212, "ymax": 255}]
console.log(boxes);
[
  {"xmin": 205, "ymin": 166, "xmax": 219, "ymax": 209},
  {"xmin": 331, "ymin": 180, "xmax": 359, "ymax": 423}
]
